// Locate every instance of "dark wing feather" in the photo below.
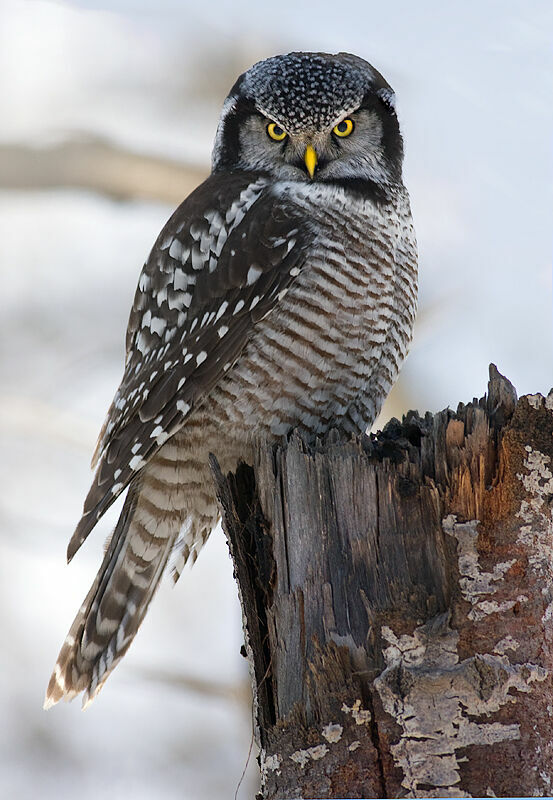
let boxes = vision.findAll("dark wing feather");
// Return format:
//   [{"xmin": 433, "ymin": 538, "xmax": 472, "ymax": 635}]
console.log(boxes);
[{"xmin": 68, "ymin": 171, "xmax": 310, "ymax": 560}]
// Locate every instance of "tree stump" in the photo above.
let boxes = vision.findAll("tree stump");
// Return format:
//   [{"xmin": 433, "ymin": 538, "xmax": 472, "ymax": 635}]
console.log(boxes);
[{"xmin": 210, "ymin": 366, "xmax": 553, "ymax": 799}]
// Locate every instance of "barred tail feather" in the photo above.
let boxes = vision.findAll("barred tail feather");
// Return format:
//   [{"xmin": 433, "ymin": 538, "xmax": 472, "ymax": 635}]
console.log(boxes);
[{"xmin": 44, "ymin": 478, "xmax": 179, "ymax": 709}]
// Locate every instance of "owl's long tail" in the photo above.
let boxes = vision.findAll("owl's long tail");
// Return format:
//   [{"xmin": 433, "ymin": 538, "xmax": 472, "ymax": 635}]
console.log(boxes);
[
  {"xmin": 43, "ymin": 442, "xmax": 217, "ymax": 710},
  {"xmin": 44, "ymin": 474, "xmax": 177, "ymax": 708}
]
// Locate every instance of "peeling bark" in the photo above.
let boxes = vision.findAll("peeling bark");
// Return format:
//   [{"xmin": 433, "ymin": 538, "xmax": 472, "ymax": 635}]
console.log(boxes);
[{"xmin": 210, "ymin": 365, "xmax": 553, "ymax": 799}]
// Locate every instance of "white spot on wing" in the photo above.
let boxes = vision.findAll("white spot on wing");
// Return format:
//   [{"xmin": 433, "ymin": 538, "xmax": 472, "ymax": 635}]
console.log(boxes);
[
  {"xmin": 191, "ymin": 246, "xmax": 204, "ymax": 270},
  {"xmin": 214, "ymin": 228, "xmax": 228, "ymax": 258},
  {"xmin": 174, "ymin": 268, "xmax": 188, "ymax": 291},
  {"xmin": 247, "ymin": 265, "xmax": 262, "ymax": 285},
  {"xmin": 196, "ymin": 351, "xmax": 207, "ymax": 366},
  {"xmin": 150, "ymin": 317, "xmax": 167, "ymax": 336},
  {"xmin": 189, "ymin": 222, "xmax": 202, "ymax": 240},
  {"xmin": 215, "ymin": 301, "xmax": 228, "ymax": 321},
  {"xmin": 151, "ymin": 425, "xmax": 170, "ymax": 445},
  {"xmin": 169, "ymin": 239, "xmax": 184, "ymax": 260},
  {"xmin": 129, "ymin": 455, "xmax": 146, "ymax": 471},
  {"xmin": 136, "ymin": 332, "xmax": 149, "ymax": 354}
]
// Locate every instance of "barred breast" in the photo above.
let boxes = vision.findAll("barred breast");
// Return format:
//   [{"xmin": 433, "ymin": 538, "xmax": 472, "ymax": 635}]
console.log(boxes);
[
  {"xmin": 164, "ymin": 181, "xmax": 417, "ymax": 576},
  {"xmin": 203, "ymin": 180, "xmax": 417, "ymax": 444}
]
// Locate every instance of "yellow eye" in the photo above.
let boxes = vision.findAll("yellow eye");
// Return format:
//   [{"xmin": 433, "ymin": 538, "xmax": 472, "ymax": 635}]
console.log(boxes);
[
  {"xmin": 267, "ymin": 122, "xmax": 287, "ymax": 141},
  {"xmin": 333, "ymin": 118, "xmax": 354, "ymax": 137}
]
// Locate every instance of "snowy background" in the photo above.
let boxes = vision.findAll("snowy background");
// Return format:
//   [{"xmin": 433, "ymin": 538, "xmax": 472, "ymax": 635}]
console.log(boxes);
[{"xmin": 1, "ymin": 1, "xmax": 552, "ymax": 798}]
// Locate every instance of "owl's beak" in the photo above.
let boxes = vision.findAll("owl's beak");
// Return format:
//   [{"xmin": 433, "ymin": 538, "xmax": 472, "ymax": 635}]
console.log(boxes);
[{"xmin": 304, "ymin": 145, "xmax": 318, "ymax": 179}]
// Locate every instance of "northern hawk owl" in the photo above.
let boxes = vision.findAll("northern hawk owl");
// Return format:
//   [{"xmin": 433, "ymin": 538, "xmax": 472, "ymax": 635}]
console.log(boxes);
[{"xmin": 45, "ymin": 52, "xmax": 418, "ymax": 708}]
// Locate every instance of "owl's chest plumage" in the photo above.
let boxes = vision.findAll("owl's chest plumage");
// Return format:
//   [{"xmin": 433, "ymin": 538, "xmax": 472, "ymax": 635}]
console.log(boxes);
[{"xmin": 205, "ymin": 181, "xmax": 417, "ymax": 442}]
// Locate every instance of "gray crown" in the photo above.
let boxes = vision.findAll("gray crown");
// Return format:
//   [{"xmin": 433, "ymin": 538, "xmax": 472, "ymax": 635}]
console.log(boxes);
[{"xmin": 238, "ymin": 52, "xmax": 393, "ymax": 132}]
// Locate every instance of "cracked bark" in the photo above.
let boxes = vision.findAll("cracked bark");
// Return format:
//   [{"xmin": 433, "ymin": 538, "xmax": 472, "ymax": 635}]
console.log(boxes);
[{"xmin": 210, "ymin": 365, "xmax": 553, "ymax": 799}]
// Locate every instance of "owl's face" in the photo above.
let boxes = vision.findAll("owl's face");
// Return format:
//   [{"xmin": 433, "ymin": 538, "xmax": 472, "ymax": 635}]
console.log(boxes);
[{"xmin": 212, "ymin": 52, "xmax": 403, "ymax": 190}]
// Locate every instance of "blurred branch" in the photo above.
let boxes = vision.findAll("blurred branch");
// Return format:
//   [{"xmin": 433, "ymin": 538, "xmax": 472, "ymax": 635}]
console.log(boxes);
[
  {"xmin": 133, "ymin": 666, "xmax": 251, "ymax": 705},
  {"xmin": 0, "ymin": 136, "xmax": 208, "ymax": 204}
]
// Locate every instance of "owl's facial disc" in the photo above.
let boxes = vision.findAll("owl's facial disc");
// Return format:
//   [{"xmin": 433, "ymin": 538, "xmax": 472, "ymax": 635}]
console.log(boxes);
[
  {"xmin": 223, "ymin": 104, "xmax": 400, "ymax": 188},
  {"xmin": 212, "ymin": 52, "xmax": 404, "ymax": 188},
  {"xmin": 258, "ymin": 110, "xmax": 385, "ymax": 183}
]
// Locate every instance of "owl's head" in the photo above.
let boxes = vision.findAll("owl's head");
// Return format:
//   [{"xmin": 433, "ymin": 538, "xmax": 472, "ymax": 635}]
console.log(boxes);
[{"xmin": 212, "ymin": 52, "xmax": 404, "ymax": 191}]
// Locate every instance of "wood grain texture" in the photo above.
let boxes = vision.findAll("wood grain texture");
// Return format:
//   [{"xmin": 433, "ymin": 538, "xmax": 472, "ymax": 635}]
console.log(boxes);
[{"xmin": 211, "ymin": 366, "xmax": 553, "ymax": 799}]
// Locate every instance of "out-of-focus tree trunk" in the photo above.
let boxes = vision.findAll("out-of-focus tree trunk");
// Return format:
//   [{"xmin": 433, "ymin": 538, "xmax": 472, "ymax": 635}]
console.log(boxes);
[{"xmin": 211, "ymin": 366, "xmax": 553, "ymax": 799}]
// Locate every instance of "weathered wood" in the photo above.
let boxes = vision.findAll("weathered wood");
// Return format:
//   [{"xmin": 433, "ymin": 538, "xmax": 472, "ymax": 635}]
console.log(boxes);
[{"xmin": 211, "ymin": 365, "xmax": 553, "ymax": 799}]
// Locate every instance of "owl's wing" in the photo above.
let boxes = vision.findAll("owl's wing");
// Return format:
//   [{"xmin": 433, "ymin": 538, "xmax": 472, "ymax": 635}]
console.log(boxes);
[{"xmin": 68, "ymin": 171, "xmax": 310, "ymax": 560}]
